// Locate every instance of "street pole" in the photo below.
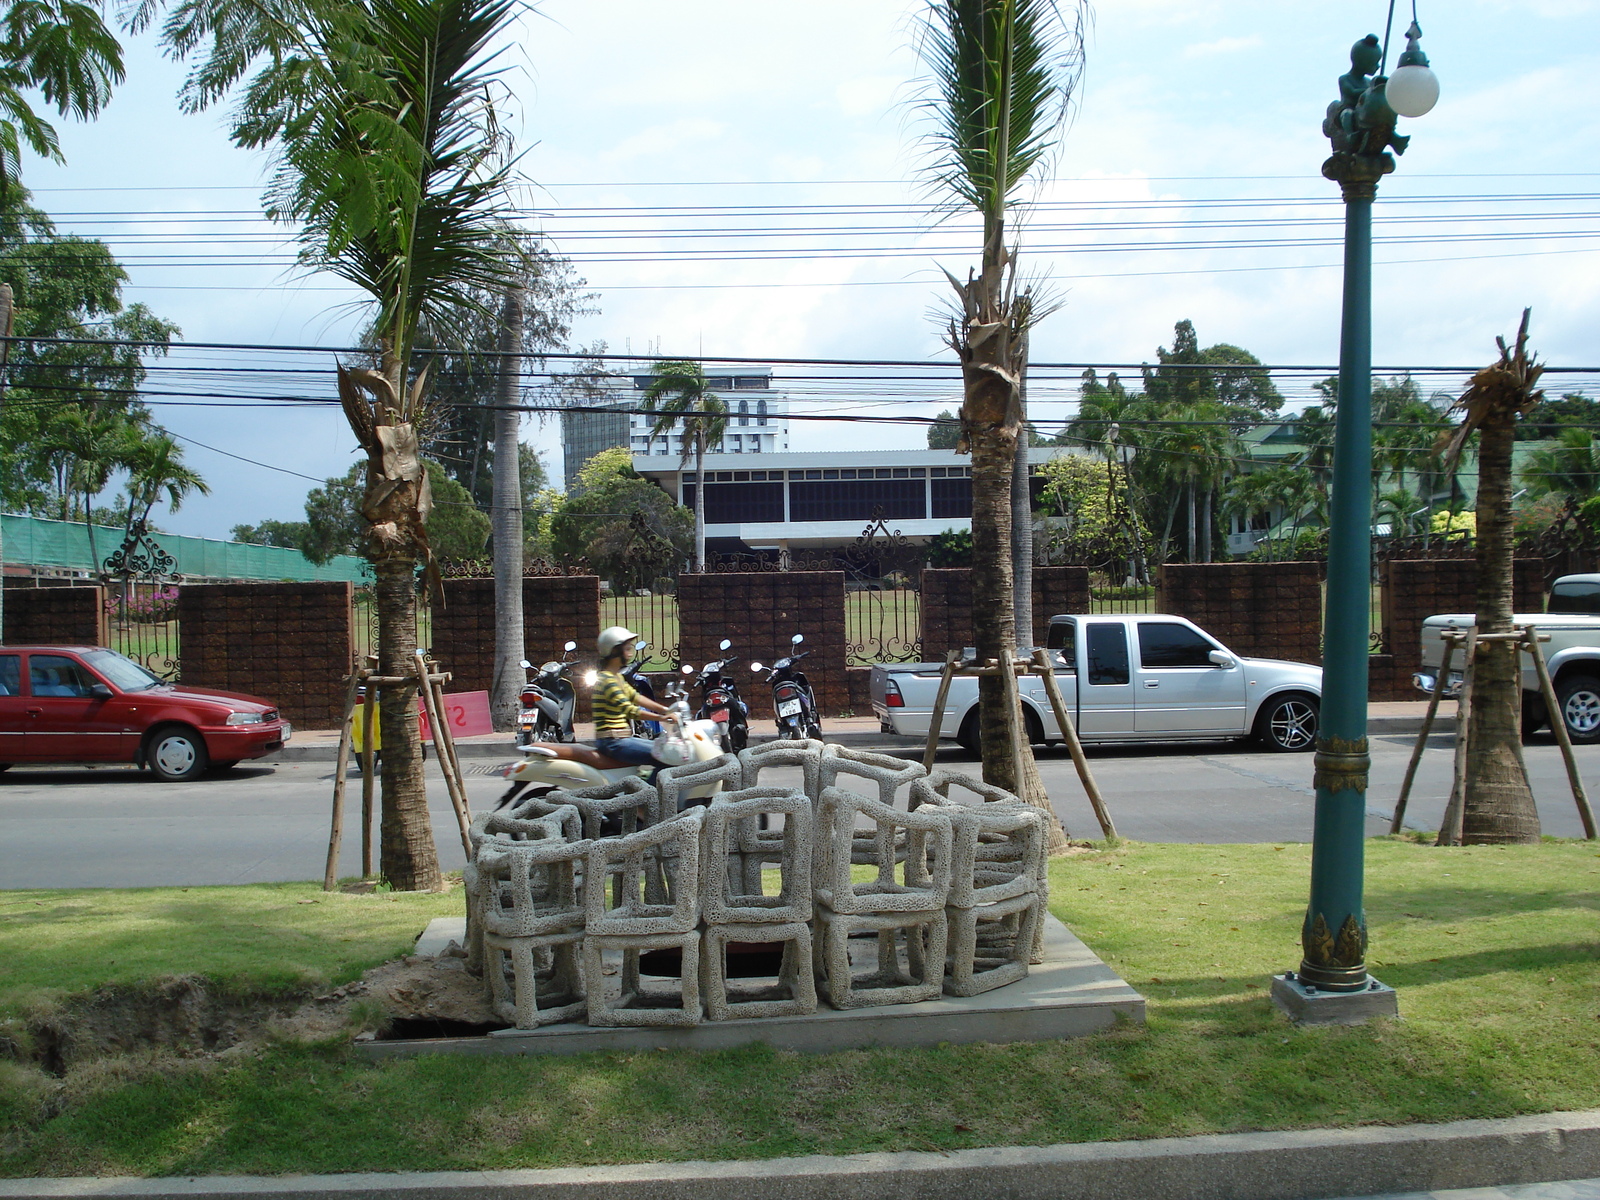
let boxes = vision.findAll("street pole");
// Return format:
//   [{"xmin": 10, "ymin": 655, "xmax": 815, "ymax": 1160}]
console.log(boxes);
[{"xmin": 1272, "ymin": 15, "xmax": 1438, "ymax": 1024}]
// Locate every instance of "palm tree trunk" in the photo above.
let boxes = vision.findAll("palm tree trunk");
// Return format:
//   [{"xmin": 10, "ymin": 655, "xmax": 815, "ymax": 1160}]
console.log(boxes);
[
  {"xmin": 1187, "ymin": 481, "xmax": 1197, "ymax": 562},
  {"xmin": 489, "ymin": 288, "xmax": 525, "ymax": 732},
  {"xmin": 1200, "ymin": 486, "xmax": 1212, "ymax": 562},
  {"xmin": 375, "ymin": 552, "xmax": 440, "ymax": 888},
  {"xmin": 1012, "ymin": 335, "xmax": 1033, "ymax": 645},
  {"xmin": 692, "ymin": 431, "xmax": 706, "ymax": 571},
  {"xmin": 1462, "ymin": 417, "xmax": 1540, "ymax": 844}
]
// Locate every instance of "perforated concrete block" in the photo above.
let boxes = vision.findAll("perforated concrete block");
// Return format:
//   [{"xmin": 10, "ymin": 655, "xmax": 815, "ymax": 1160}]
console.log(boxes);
[
  {"xmin": 911, "ymin": 794, "xmax": 1045, "ymax": 909},
  {"xmin": 944, "ymin": 890, "xmax": 1044, "ymax": 997},
  {"xmin": 547, "ymin": 777, "xmax": 656, "ymax": 840},
  {"xmin": 814, "ymin": 786, "xmax": 952, "ymax": 915},
  {"xmin": 699, "ymin": 787, "xmax": 812, "ymax": 925},
  {"xmin": 484, "ymin": 928, "xmax": 586, "ymax": 1028},
  {"xmin": 818, "ymin": 744, "xmax": 926, "ymax": 809},
  {"xmin": 737, "ymin": 740, "xmax": 824, "ymax": 801},
  {"xmin": 584, "ymin": 808, "xmax": 703, "ymax": 935},
  {"xmin": 582, "ymin": 930, "xmax": 703, "ymax": 1027},
  {"xmin": 477, "ymin": 833, "xmax": 592, "ymax": 938},
  {"xmin": 657, "ymin": 753, "xmax": 742, "ymax": 818},
  {"xmin": 813, "ymin": 905, "xmax": 947, "ymax": 1010},
  {"xmin": 702, "ymin": 920, "xmax": 817, "ymax": 1021}
]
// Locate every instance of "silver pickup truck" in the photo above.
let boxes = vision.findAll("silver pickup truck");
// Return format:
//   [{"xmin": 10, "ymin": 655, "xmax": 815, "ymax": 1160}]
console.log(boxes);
[
  {"xmin": 1416, "ymin": 574, "xmax": 1600, "ymax": 743},
  {"xmin": 869, "ymin": 613, "xmax": 1324, "ymax": 753}
]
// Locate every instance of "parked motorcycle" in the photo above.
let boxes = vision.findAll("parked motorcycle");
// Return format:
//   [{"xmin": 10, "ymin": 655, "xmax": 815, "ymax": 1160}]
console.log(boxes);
[
  {"xmin": 683, "ymin": 638, "xmax": 750, "ymax": 753},
  {"xmin": 497, "ymin": 688, "xmax": 724, "ymax": 808},
  {"xmin": 752, "ymin": 633, "xmax": 823, "ymax": 741},
  {"xmin": 515, "ymin": 640, "xmax": 579, "ymax": 745}
]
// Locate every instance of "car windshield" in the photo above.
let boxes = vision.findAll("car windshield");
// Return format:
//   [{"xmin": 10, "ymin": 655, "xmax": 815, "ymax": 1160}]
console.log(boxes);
[{"xmin": 81, "ymin": 649, "xmax": 166, "ymax": 692}]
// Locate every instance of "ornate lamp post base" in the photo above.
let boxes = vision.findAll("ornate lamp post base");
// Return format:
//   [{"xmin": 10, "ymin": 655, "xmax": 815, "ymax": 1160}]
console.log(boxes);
[{"xmin": 1271, "ymin": 972, "xmax": 1398, "ymax": 1026}]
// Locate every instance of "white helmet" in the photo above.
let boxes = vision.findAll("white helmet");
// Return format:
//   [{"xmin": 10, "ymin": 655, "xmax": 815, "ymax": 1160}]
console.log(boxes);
[{"xmin": 597, "ymin": 626, "xmax": 638, "ymax": 658}]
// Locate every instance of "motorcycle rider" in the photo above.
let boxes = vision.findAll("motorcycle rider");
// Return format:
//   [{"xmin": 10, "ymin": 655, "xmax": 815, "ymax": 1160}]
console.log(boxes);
[{"xmin": 592, "ymin": 625, "xmax": 674, "ymax": 766}]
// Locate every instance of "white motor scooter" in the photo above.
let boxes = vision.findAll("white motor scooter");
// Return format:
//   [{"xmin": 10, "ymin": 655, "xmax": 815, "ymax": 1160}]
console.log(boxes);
[{"xmin": 495, "ymin": 691, "xmax": 725, "ymax": 809}]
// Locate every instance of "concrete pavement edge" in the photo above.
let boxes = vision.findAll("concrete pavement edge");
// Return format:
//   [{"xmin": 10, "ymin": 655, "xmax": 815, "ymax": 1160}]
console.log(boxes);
[{"xmin": 2, "ymin": 1109, "xmax": 1597, "ymax": 1200}]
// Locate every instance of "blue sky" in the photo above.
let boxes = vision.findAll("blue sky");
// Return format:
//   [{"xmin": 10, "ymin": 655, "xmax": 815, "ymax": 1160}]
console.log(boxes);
[{"xmin": 20, "ymin": 0, "xmax": 1600, "ymax": 537}]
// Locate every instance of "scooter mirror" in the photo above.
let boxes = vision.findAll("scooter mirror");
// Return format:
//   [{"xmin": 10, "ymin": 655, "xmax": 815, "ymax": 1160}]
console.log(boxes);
[
  {"xmin": 681, "ymin": 664, "xmax": 695, "ymax": 675},
  {"xmin": 719, "ymin": 639, "xmax": 732, "ymax": 651},
  {"xmin": 750, "ymin": 662, "xmax": 764, "ymax": 673},
  {"xmin": 791, "ymin": 633, "xmax": 804, "ymax": 645},
  {"xmin": 636, "ymin": 640, "xmax": 650, "ymax": 653},
  {"xmin": 519, "ymin": 659, "xmax": 532, "ymax": 669},
  {"xmin": 563, "ymin": 640, "xmax": 577, "ymax": 652}
]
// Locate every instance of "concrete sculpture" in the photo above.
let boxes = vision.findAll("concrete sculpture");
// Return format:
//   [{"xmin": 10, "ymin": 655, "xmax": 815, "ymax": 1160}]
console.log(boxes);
[{"xmin": 465, "ymin": 741, "xmax": 1050, "ymax": 1028}]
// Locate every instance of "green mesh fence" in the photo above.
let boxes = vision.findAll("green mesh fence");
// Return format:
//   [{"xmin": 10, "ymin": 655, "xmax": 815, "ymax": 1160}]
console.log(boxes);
[{"xmin": 1, "ymin": 514, "xmax": 370, "ymax": 583}]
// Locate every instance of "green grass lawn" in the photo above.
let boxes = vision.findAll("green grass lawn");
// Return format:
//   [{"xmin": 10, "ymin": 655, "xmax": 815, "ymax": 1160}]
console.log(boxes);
[{"xmin": 1, "ymin": 839, "xmax": 1597, "ymax": 1177}]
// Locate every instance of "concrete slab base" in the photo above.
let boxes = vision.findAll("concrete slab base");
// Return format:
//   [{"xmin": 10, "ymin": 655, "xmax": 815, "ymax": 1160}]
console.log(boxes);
[
  {"xmin": 1270, "ymin": 973, "xmax": 1399, "ymax": 1025},
  {"xmin": 357, "ymin": 914, "xmax": 1144, "ymax": 1059}
]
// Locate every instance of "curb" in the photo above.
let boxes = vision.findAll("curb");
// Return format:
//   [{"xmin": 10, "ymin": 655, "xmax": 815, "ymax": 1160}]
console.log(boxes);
[
  {"xmin": 266, "ymin": 715, "xmax": 1449, "ymax": 764},
  {"xmin": 1, "ymin": 1110, "xmax": 1595, "ymax": 1200}
]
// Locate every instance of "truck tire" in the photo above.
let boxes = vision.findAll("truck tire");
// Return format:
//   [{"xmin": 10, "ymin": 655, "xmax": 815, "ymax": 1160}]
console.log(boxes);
[
  {"xmin": 955, "ymin": 707, "xmax": 1043, "ymax": 755},
  {"xmin": 1555, "ymin": 673, "xmax": 1600, "ymax": 745},
  {"xmin": 1255, "ymin": 693, "xmax": 1319, "ymax": 752}
]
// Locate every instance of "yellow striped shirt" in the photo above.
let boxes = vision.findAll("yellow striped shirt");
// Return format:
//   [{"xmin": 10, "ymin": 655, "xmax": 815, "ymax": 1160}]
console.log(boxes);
[{"xmin": 593, "ymin": 669, "xmax": 642, "ymax": 736}]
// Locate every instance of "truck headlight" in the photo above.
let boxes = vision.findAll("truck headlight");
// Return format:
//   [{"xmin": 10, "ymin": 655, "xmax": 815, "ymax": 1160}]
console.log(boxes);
[{"xmin": 225, "ymin": 712, "xmax": 266, "ymax": 725}]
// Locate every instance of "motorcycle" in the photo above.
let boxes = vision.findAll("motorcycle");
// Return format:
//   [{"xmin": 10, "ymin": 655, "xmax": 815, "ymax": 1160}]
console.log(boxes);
[
  {"xmin": 497, "ymin": 688, "xmax": 724, "ymax": 808},
  {"xmin": 515, "ymin": 640, "xmax": 579, "ymax": 746},
  {"xmin": 586, "ymin": 639, "xmax": 662, "ymax": 738},
  {"xmin": 751, "ymin": 633, "xmax": 823, "ymax": 741},
  {"xmin": 683, "ymin": 638, "xmax": 750, "ymax": 753}
]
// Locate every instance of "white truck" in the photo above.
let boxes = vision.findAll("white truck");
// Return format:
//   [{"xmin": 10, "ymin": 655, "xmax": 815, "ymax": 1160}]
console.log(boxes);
[
  {"xmin": 1416, "ymin": 574, "xmax": 1600, "ymax": 744},
  {"xmin": 869, "ymin": 613, "xmax": 1324, "ymax": 754}
]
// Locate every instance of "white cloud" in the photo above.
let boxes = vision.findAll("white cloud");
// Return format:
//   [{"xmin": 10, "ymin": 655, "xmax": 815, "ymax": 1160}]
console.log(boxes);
[{"xmin": 599, "ymin": 119, "xmax": 730, "ymax": 166}]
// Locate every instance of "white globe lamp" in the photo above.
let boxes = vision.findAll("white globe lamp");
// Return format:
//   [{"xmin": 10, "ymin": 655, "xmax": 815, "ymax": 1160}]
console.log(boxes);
[{"xmin": 1387, "ymin": 21, "xmax": 1439, "ymax": 118}]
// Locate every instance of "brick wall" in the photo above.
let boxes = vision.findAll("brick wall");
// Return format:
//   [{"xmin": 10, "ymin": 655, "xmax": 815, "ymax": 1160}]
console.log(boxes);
[
  {"xmin": 1159, "ymin": 562, "xmax": 1324, "ymax": 665},
  {"xmin": 430, "ymin": 575, "xmax": 601, "ymax": 715},
  {"xmin": 177, "ymin": 582, "xmax": 353, "ymax": 729},
  {"xmin": 676, "ymin": 571, "xmax": 848, "ymax": 719},
  {"xmin": 1374, "ymin": 558, "xmax": 1545, "ymax": 700},
  {"xmin": 2, "ymin": 586, "xmax": 106, "ymax": 646},
  {"xmin": 919, "ymin": 566, "xmax": 1091, "ymax": 658}
]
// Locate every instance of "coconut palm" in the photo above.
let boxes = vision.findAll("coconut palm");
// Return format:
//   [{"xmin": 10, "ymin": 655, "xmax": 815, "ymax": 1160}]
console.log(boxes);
[
  {"xmin": 1522, "ymin": 427, "xmax": 1600, "ymax": 508},
  {"xmin": 642, "ymin": 359, "xmax": 726, "ymax": 572},
  {"xmin": 1441, "ymin": 309, "xmax": 1545, "ymax": 846},
  {"xmin": 153, "ymin": 0, "xmax": 528, "ymax": 889},
  {"xmin": 122, "ymin": 428, "xmax": 208, "ymax": 526},
  {"xmin": 913, "ymin": 0, "xmax": 1085, "ymax": 838}
]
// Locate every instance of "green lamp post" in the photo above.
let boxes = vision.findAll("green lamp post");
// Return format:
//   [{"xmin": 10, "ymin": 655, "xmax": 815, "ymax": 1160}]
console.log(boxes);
[{"xmin": 1271, "ymin": 10, "xmax": 1438, "ymax": 1024}]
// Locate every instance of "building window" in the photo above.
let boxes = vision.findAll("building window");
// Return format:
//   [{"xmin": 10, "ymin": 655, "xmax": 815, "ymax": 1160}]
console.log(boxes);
[
  {"xmin": 931, "ymin": 477, "xmax": 972, "ymax": 519},
  {"xmin": 738, "ymin": 400, "xmax": 749, "ymax": 427},
  {"xmin": 702, "ymin": 481, "xmax": 784, "ymax": 523},
  {"xmin": 757, "ymin": 400, "xmax": 768, "ymax": 426},
  {"xmin": 790, "ymin": 479, "xmax": 926, "ymax": 523}
]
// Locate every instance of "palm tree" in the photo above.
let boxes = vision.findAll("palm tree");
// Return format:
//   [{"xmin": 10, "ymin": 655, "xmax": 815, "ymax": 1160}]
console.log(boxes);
[
  {"xmin": 157, "ymin": 0, "xmax": 528, "ymax": 889},
  {"xmin": 490, "ymin": 287, "xmax": 524, "ymax": 732},
  {"xmin": 1442, "ymin": 309, "xmax": 1545, "ymax": 846},
  {"xmin": 642, "ymin": 359, "xmax": 726, "ymax": 572},
  {"xmin": 913, "ymin": 0, "xmax": 1085, "ymax": 836},
  {"xmin": 0, "ymin": 0, "xmax": 123, "ymax": 198},
  {"xmin": 1522, "ymin": 428, "xmax": 1600, "ymax": 509},
  {"xmin": 122, "ymin": 428, "xmax": 209, "ymax": 526}
]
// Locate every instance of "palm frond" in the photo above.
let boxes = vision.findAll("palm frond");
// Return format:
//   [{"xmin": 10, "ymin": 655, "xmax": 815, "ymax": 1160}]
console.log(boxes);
[{"xmin": 1442, "ymin": 308, "xmax": 1546, "ymax": 474}]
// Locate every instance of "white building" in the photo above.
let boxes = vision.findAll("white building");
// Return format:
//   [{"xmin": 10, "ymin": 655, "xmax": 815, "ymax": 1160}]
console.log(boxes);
[
  {"xmin": 628, "ymin": 365, "xmax": 790, "ymax": 458},
  {"xmin": 631, "ymin": 445, "xmax": 1092, "ymax": 555}
]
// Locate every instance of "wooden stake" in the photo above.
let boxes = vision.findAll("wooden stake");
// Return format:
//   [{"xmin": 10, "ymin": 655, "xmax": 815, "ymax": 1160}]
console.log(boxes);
[
  {"xmin": 995, "ymin": 649, "xmax": 1027, "ymax": 797},
  {"xmin": 428, "ymin": 665, "xmax": 471, "ymax": 829},
  {"xmin": 1031, "ymin": 649, "xmax": 1117, "ymax": 841},
  {"xmin": 359, "ymin": 683, "xmax": 377, "ymax": 878},
  {"xmin": 922, "ymin": 650, "xmax": 960, "ymax": 773},
  {"xmin": 324, "ymin": 666, "xmax": 365, "ymax": 892},
  {"xmin": 415, "ymin": 650, "xmax": 472, "ymax": 857},
  {"xmin": 1524, "ymin": 625, "xmax": 1598, "ymax": 840},
  {"xmin": 1438, "ymin": 629, "xmax": 1477, "ymax": 847},
  {"xmin": 1392, "ymin": 634, "xmax": 1458, "ymax": 835}
]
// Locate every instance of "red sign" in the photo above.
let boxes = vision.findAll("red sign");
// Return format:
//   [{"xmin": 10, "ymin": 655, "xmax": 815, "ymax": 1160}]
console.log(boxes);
[{"xmin": 417, "ymin": 689, "xmax": 494, "ymax": 742}]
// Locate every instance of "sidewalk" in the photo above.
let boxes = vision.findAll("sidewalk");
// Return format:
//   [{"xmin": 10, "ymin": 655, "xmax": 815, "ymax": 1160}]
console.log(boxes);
[
  {"xmin": 0, "ymin": 1110, "xmax": 1594, "ymax": 1200},
  {"xmin": 269, "ymin": 701, "xmax": 1448, "ymax": 763}
]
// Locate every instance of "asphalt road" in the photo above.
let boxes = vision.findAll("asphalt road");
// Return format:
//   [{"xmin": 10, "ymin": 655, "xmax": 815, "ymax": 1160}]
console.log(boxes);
[{"xmin": 1, "ymin": 734, "xmax": 1595, "ymax": 889}]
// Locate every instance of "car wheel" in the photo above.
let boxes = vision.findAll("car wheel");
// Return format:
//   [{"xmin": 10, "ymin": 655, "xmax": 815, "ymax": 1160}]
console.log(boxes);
[
  {"xmin": 1256, "ymin": 693, "xmax": 1319, "ymax": 752},
  {"xmin": 956, "ymin": 710, "xmax": 980, "ymax": 757},
  {"xmin": 1556, "ymin": 673, "xmax": 1600, "ymax": 745},
  {"xmin": 147, "ymin": 726, "xmax": 209, "ymax": 781},
  {"xmin": 1023, "ymin": 707, "xmax": 1045, "ymax": 747}
]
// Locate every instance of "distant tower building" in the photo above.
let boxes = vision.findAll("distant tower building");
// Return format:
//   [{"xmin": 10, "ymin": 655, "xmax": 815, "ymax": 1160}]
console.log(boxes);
[
  {"xmin": 559, "ymin": 395, "xmax": 631, "ymax": 488},
  {"xmin": 627, "ymin": 365, "xmax": 791, "ymax": 460}
]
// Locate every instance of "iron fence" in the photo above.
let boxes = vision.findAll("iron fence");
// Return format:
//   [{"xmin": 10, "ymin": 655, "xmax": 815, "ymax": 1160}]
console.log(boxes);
[{"xmin": 104, "ymin": 579, "xmax": 181, "ymax": 679}]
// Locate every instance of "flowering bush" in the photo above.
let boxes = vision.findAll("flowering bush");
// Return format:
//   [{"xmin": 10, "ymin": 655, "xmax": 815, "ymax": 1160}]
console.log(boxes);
[{"xmin": 105, "ymin": 586, "xmax": 180, "ymax": 624}]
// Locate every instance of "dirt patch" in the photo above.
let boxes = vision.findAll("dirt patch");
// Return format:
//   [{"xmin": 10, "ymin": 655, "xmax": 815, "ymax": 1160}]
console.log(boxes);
[{"xmin": 9, "ymin": 951, "xmax": 497, "ymax": 1075}]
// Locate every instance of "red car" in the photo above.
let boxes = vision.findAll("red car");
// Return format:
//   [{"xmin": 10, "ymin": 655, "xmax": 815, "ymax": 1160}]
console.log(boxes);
[{"xmin": 0, "ymin": 645, "xmax": 291, "ymax": 781}]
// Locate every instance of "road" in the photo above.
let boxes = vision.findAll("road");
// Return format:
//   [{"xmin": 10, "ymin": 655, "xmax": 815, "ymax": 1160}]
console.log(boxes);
[{"xmin": 1, "ymin": 733, "xmax": 1594, "ymax": 889}]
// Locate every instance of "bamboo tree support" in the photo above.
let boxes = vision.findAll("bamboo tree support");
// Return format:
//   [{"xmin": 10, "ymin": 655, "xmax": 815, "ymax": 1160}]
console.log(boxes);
[
  {"xmin": 359, "ymin": 659, "xmax": 377, "ymax": 878},
  {"xmin": 414, "ymin": 650, "xmax": 473, "ymax": 857},
  {"xmin": 324, "ymin": 664, "xmax": 369, "ymax": 892},
  {"xmin": 995, "ymin": 648, "xmax": 1028, "ymax": 800},
  {"xmin": 1391, "ymin": 633, "xmax": 1460, "ymax": 835},
  {"xmin": 1031, "ymin": 648, "xmax": 1117, "ymax": 841},
  {"xmin": 1523, "ymin": 626, "xmax": 1598, "ymax": 840},
  {"xmin": 922, "ymin": 650, "xmax": 962, "ymax": 773},
  {"xmin": 1439, "ymin": 628, "xmax": 1493, "ymax": 848}
]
